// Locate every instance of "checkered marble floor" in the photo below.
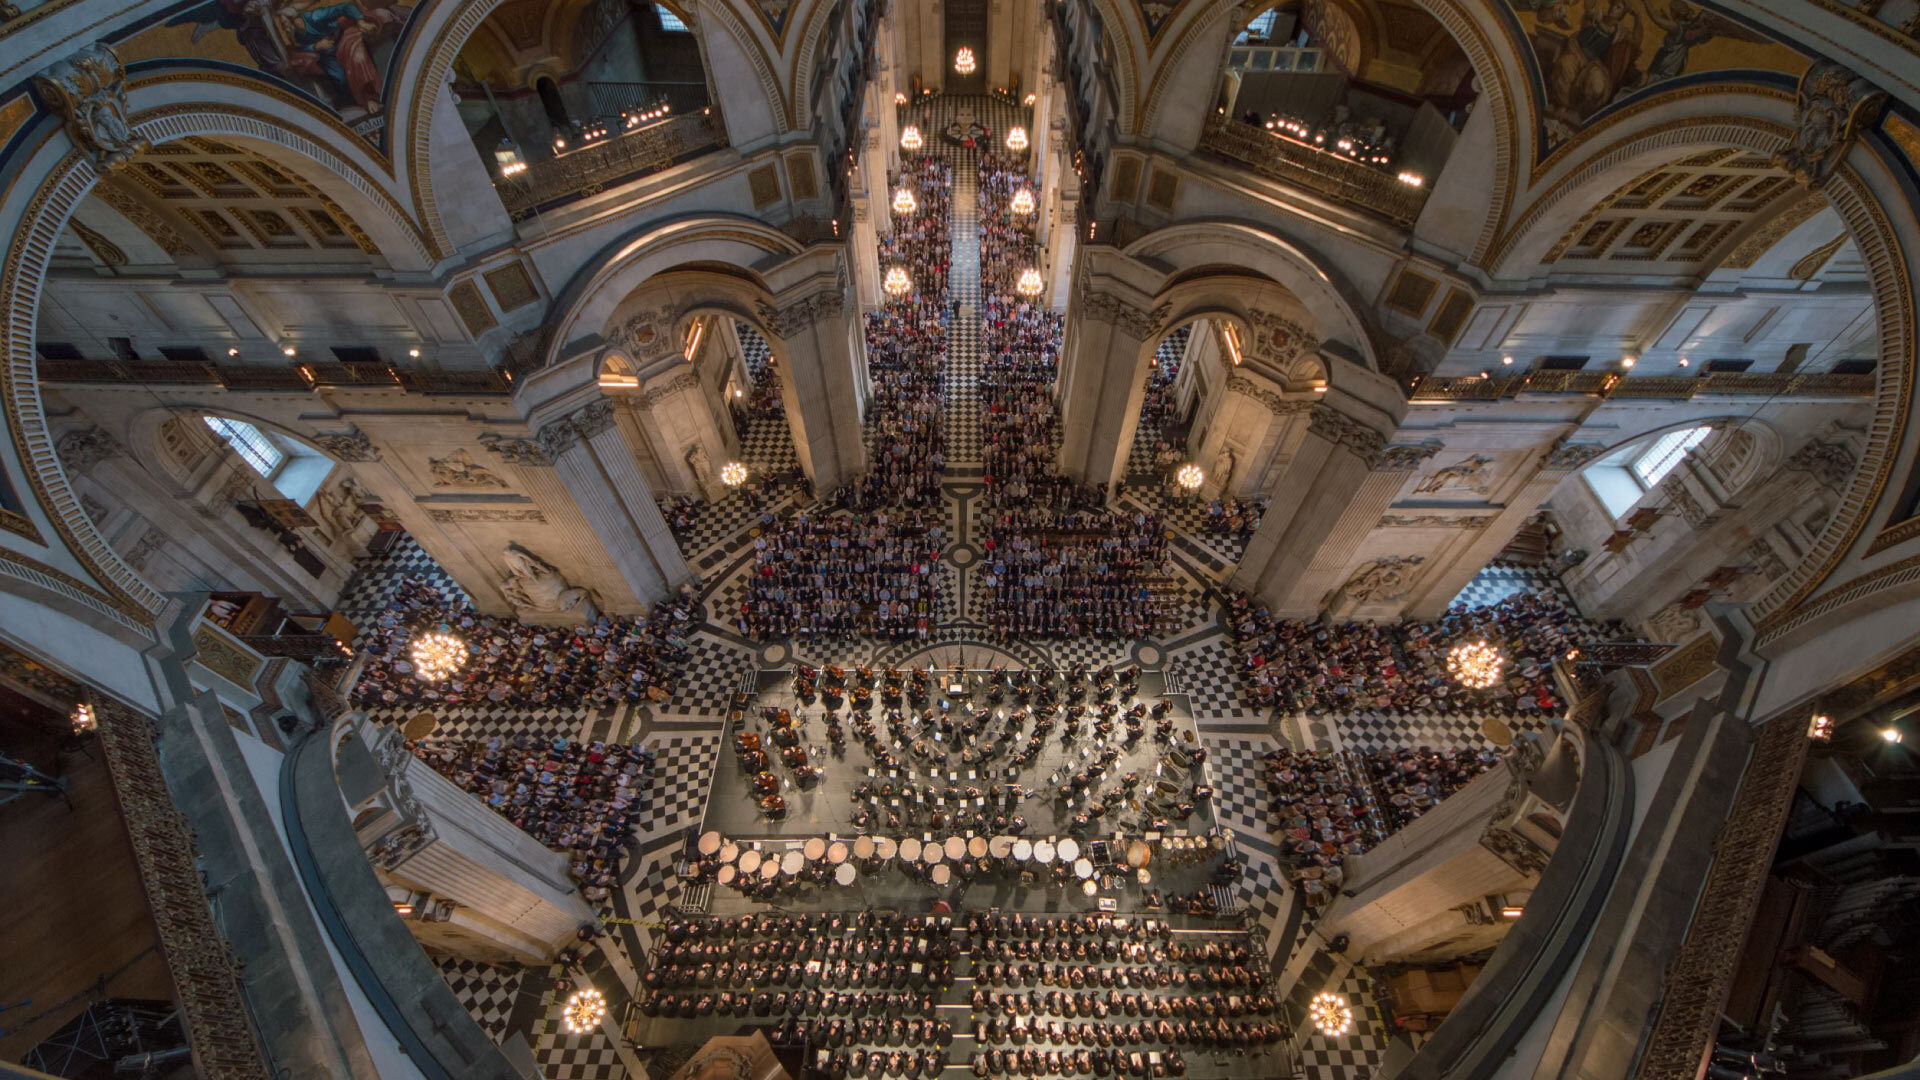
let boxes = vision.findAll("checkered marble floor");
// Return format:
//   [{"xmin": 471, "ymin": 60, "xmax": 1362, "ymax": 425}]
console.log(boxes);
[
  {"xmin": 530, "ymin": 973, "xmax": 628, "ymax": 1080},
  {"xmin": 360, "ymin": 703, "xmax": 594, "ymax": 743},
  {"xmin": 433, "ymin": 956, "xmax": 526, "ymax": 1042},
  {"xmin": 1125, "ymin": 326, "xmax": 1191, "ymax": 482},
  {"xmin": 1331, "ymin": 706, "xmax": 1555, "ymax": 755},
  {"xmin": 1169, "ymin": 638, "xmax": 1259, "ymax": 722},
  {"xmin": 1203, "ymin": 734, "xmax": 1278, "ymax": 836},
  {"xmin": 1296, "ymin": 967, "xmax": 1388, "ymax": 1080},
  {"xmin": 632, "ymin": 731, "xmax": 722, "ymax": 841},
  {"xmin": 659, "ymin": 632, "xmax": 751, "ymax": 718},
  {"xmin": 336, "ymin": 534, "xmax": 468, "ymax": 623},
  {"xmin": 947, "ymin": 161, "xmax": 983, "ymax": 465}
]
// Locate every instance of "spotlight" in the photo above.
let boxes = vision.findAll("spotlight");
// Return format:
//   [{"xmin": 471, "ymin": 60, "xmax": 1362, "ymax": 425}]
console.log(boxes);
[
  {"xmin": 1396, "ymin": 171, "xmax": 1424, "ymax": 187},
  {"xmin": 1500, "ymin": 904, "xmax": 1525, "ymax": 919},
  {"xmin": 282, "ymin": 344, "xmax": 297, "ymax": 357},
  {"xmin": 1006, "ymin": 125, "xmax": 1029, "ymax": 152},
  {"xmin": 954, "ymin": 47, "xmax": 977, "ymax": 75},
  {"xmin": 1025, "ymin": 93, "xmax": 1037, "ymax": 105},
  {"xmin": 1883, "ymin": 726, "xmax": 1904, "ymax": 744},
  {"xmin": 1620, "ymin": 356, "xmax": 1636, "ymax": 369},
  {"xmin": 900, "ymin": 125, "xmax": 923, "ymax": 151},
  {"xmin": 895, "ymin": 91, "xmax": 907, "ymax": 106},
  {"xmin": 1501, "ymin": 355, "xmax": 1513, "ymax": 365},
  {"xmin": 1678, "ymin": 356, "xmax": 1691, "ymax": 367},
  {"xmin": 227, "ymin": 347, "xmax": 240, "ymax": 357},
  {"xmin": 407, "ymin": 347, "xmax": 421, "ymax": 359}
]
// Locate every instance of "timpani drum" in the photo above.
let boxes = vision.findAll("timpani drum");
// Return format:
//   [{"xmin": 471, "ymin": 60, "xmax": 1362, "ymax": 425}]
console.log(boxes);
[
  {"xmin": 875, "ymin": 837, "xmax": 898, "ymax": 861},
  {"xmin": 804, "ymin": 837, "xmax": 827, "ymax": 862},
  {"xmin": 1127, "ymin": 840, "xmax": 1151, "ymax": 868},
  {"xmin": 968, "ymin": 836, "xmax": 989, "ymax": 860},
  {"xmin": 930, "ymin": 863, "xmax": 951, "ymax": 886},
  {"xmin": 900, "ymin": 837, "xmax": 923, "ymax": 863},
  {"xmin": 1074, "ymin": 858, "xmax": 1095, "ymax": 880},
  {"xmin": 719, "ymin": 842, "xmax": 740, "ymax": 865},
  {"xmin": 989, "ymin": 836, "xmax": 1013, "ymax": 859},
  {"xmin": 1081, "ymin": 879, "xmax": 1099, "ymax": 897},
  {"xmin": 717, "ymin": 864, "xmax": 738, "ymax": 888},
  {"xmin": 781, "ymin": 850, "xmax": 804, "ymax": 876},
  {"xmin": 922, "ymin": 843, "xmax": 943, "ymax": 866},
  {"xmin": 1012, "ymin": 839, "xmax": 1033, "ymax": 863},
  {"xmin": 1034, "ymin": 840, "xmax": 1057, "ymax": 866},
  {"xmin": 698, "ymin": 831, "xmax": 722, "ymax": 857},
  {"xmin": 1057, "ymin": 838, "xmax": 1080, "ymax": 864},
  {"xmin": 738, "ymin": 849, "xmax": 763, "ymax": 874},
  {"xmin": 854, "ymin": 837, "xmax": 876, "ymax": 862},
  {"xmin": 760, "ymin": 860, "xmax": 780, "ymax": 883},
  {"xmin": 944, "ymin": 836, "xmax": 965, "ymax": 861},
  {"xmin": 828, "ymin": 841, "xmax": 849, "ymax": 866},
  {"xmin": 835, "ymin": 863, "xmax": 858, "ymax": 887}
]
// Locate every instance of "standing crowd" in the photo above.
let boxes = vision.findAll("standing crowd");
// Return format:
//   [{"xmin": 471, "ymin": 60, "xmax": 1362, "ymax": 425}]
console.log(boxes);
[{"xmin": 741, "ymin": 509, "xmax": 947, "ymax": 641}]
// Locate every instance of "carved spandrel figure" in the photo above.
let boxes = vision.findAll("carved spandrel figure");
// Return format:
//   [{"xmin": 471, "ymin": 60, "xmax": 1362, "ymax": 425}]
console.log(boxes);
[
  {"xmin": 500, "ymin": 543, "xmax": 598, "ymax": 621},
  {"xmin": 32, "ymin": 44, "xmax": 149, "ymax": 171},
  {"xmin": 1340, "ymin": 555, "xmax": 1425, "ymax": 604},
  {"xmin": 316, "ymin": 477, "xmax": 369, "ymax": 543},
  {"xmin": 1414, "ymin": 454, "xmax": 1496, "ymax": 495}
]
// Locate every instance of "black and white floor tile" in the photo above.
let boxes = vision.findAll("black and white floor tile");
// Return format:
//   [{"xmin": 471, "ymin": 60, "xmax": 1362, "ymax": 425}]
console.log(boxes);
[
  {"xmin": 633, "ymin": 732, "xmax": 722, "ymax": 842},
  {"xmin": 433, "ymin": 956, "xmax": 526, "ymax": 1042},
  {"xmin": 1296, "ymin": 967, "xmax": 1389, "ymax": 1080},
  {"xmin": 1202, "ymin": 734, "xmax": 1276, "ymax": 835},
  {"xmin": 362, "ymin": 703, "xmax": 592, "ymax": 744},
  {"xmin": 1168, "ymin": 639, "xmax": 1257, "ymax": 722},
  {"xmin": 336, "ymin": 534, "xmax": 467, "ymax": 622},
  {"xmin": 659, "ymin": 632, "xmax": 753, "ymax": 718}
]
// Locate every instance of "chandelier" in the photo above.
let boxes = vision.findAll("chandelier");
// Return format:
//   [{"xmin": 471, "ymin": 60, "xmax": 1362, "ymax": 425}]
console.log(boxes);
[
  {"xmin": 721, "ymin": 461, "xmax": 748, "ymax": 487},
  {"xmin": 409, "ymin": 631, "xmax": 469, "ymax": 682},
  {"xmin": 892, "ymin": 186, "xmax": 917, "ymax": 215},
  {"xmin": 895, "ymin": 91, "xmax": 907, "ymax": 106},
  {"xmin": 1006, "ymin": 125, "xmax": 1029, "ymax": 152},
  {"xmin": 954, "ymin": 47, "xmax": 977, "ymax": 75},
  {"xmin": 1016, "ymin": 268, "xmax": 1044, "ymax": 297},
  {"xmin": 1308, "ymin": 992, "xmax": 1353, "ymax": 1037},
  {"xmin": 1176, "ymin": 463, "xmax": 1205, "ymax": 491},
  {"xmin": 71, "ymin": 702, "xmax": 96, "ymax": 734},
  {"xmin": 1447, "ymin": 640, "xmax": 1506, "ymax": 689},
  {"xmin": 883, "ymin": 266, "xmax": 912, "ymax": 296},
  {"xmin": 563, "ymin": 988, "xmax": 607, "ymax": 1034},
  {"xmin": 900, "ymin": 125, "xmax": 923, "ymax": 151},
  {"xmin": 1010, "ymin": 188, "xmax": 1036, "ymax": 215}
]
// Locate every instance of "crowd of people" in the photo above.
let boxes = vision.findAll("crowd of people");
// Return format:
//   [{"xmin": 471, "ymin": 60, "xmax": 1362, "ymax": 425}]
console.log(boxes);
[
  {"xmin": 740, "ymin": 509, "xmax": 946, "ymax": 641},
  {"xmin": 977, "ymin": 152, "xmax": 1067, "ymax": 510},
  {"xmin": 1226, "ymin": 586, "xmax": 1612, "ymax": 718},
  {"xmin": 851, "ymin": 155, "xmax": 953, "ymax": 509},
  {"xmin": 350, "ymin": 575, "xmax": 696, "ymax": 711},
  {"xmin": 1263, "ymin": 743, "xmax": 1507, "ymax": 905},
  {"xmin": 409, "ymin": 733, "xmax": 657, "ymax": 898},
  {"xmin": 980, "ymin": 507, "xmax": 1172, "ymax": 640}
]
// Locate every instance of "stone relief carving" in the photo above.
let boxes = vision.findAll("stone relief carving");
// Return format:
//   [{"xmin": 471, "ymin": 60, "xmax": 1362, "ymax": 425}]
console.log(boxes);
[
  {"xmin": 427, "ymin": 507, "xmax": 547, "ymax": 523},
  {"xmin": 124, "ymin": 525, "xmax": 167, "ymax": 571},
  {"xmin": 32, "ymin": 44, "xmax": 149, "ymax": 172},
  {"xmin": 1076, "ymin": 288, "xmax": 1168, "ymax": 340},
  {"xmin": 756, "ymin": 290, "xmax": 845, "ymax": 339},
  {"xmin": 315, "ymin": 428, "xmax": 380, "ymax": 462},
  {"xmin": 1542, "ymin": 439, "xmax": 1608, "ymax": 470},
  {"xmin": 643, "ymin": 372, "xmax": 702, "ymax": 407},
  {"xmin": 1414, "ymin": 454, "xmax": 1496, "ymax": 495},
  {"xmin": 1377, "ymin": 441, "xmax": 1442, "ymax": 471},
  {"xmin": 1774, "ymin": 61, "xmax": 1889, "ymax": 187},
  {"xmin": 611, "ymin": 307, "xmax": 674, "ymax": 361},
  {"xmin": 500, "ymin": 543, "xmax": 598, "ymax": 620},
  {"xmin": 1340, "ymin": 555, "xmax": 1425, "ymax": 603},
  {"xmin": 1247, "ymin": 310, "xmax": 1319, "ymax": 365},
  {"xmin": 79, "ymin": 493, "xmax": 109, "ymax": 524},
  {"xmin": 1307, "ymin": 405, "xmax": 1385, "ymax": 462},
  {"xmin": 1785, "ymin": 438, "xmax": 1856, "ymax": 489},
  {"xmin": 428, "ymin": 448, "xmax": 510, "ymax": 489},
  {"xmin": 1645, "ymin": 602, "xmax": 1704, "ymax": 643},
  {"xmin": 1744, "ymin": 538, "xmax": 1789, "ymax": 580},
  {"xmin": 1377, "ymin": 514, "xmax": 1491, "ymax": 529},
  {"xmin": 536, "ymin": 416, "xmax": 581, "ymax": 459},
  {"xmin": 1660, "ymin": 476, "xmax": 1716, "ymax": 529},
  {"xmin": 1225, "ymin": 375, "xmax": 1313, "ymax": 416},
  {"xmin": 56, "ymin": 426, "xmax": 122, "ymax": 473},
  {"xmin": 315, "ymin": 477, "xmax": 369, "ymax": 541},
  {"xmin": 477, "ymin": 431, "xmax": 552, "ymax": 467},
  {"xmin": 572, "ymin": 399, "xmax": 618, "ymax": 439}
]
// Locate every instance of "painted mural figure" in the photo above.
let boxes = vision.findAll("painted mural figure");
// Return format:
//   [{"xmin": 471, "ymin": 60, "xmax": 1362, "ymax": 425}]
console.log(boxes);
[{"xmin": 166, "ymin": 0, "xmax": 411, "ymax": 116}]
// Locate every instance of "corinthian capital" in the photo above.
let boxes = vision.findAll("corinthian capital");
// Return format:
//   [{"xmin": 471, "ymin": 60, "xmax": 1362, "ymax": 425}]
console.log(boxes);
[{"xmin": 1308, "ymin": 404, "xmax": 1386, "ymax": 463}]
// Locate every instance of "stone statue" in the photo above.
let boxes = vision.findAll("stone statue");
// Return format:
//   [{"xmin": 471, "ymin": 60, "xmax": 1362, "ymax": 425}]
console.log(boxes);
[
  {"xmin": 500, "ymin": 543, "xmax": 597, "ymax": 620},
  {"xmin": 1211, "ymin": 445, "xmax": 1237, "ymax": 495},
  {"xmin": 316, "ymin": 477, "xmax": 369, "ymax": 543},
  {"xmin": 429, "ymin": 448, "xmax": 510, "ymax": 489},
  {"xmin": 1341, "ymin": 555, "xmax": 1425, "ymax": 604},
  {"xmin": 686, "ymin": 443, "xmax": 722, "ymax": 501},
  {"xmin": 1774, "ymin": 61, "xmax": 1887, "ymax": 187},
  {"xmin": 1414, "ymin": 454, "xmax": 1496, "ymax": 495},
  {"xmin": 32, "ymin": 44, "xmax": 148, "ymax": 171}
]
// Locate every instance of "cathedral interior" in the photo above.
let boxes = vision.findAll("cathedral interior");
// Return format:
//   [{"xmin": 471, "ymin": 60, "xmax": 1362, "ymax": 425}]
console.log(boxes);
[{"xmin": 2, "ymin": 0, "xmax": 1920, "ymax": 1078}]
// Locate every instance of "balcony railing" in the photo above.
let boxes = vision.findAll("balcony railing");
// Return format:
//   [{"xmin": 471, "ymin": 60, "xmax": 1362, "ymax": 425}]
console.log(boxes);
[
  {"xmin": 37, "ymin": 358, "xmax": 512, "ymax": 395},
  {"xmin": 494, "ymin": 108, "xmax": 728, "ymax": 220},
  {"xmin": 1409, "ymin": 369, "xmax": 1876, "ymax": 402},
  {"xmin": 1199, "ymin": 114, "xmax": 1429, "ymax": 228},
  {"xmin": 1225, "ymin": 44, "xmax": 1329, "ymax": 73}
]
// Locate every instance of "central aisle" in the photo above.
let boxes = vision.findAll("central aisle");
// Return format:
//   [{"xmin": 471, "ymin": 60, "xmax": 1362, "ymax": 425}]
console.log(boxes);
[{"xmin": 947, "ymin": 150, "xmax": 983, "ymax": 468}]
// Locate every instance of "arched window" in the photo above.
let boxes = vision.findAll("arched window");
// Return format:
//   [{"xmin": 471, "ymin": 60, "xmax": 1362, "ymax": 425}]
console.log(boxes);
[
  {"xmin": 1633, "ymin": 426, "xmax": 1712, "ymax": 487},
  {"xmin": 202, "ymin": 417, "xmax": 333, "ymax": 504},
  {"xmin": 204, "ymin": 416, "xmax": 284, "ymax": 476}
]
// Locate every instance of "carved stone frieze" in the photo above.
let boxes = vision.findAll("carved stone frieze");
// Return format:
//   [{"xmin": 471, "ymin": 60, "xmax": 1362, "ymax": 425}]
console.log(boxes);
[
  {"xmin": 1077, "ymin": 288, "xmax": 1167, "ymax": 340},
  {"xmin": 1377, "ymin": 514, "xmax": 1491, "ymax": 529},
  {"xmin": 56, "ymin": 426, "xmax": 123, "ymax": 472},
  {"xmin": 1307, "ymin": 404, "xmax": 1386, "ymax": 463},
  {"xmin": 756, "ymin": 290, "xmax": 845, "ymax": 339},
  {"xmin": 426, "ymin": 508, "xmax": 548, "ymax": 523},
  {"xmin": 1542, "ymin": 439, "xmax": 1608, "ymax": 470},
  {"xmin": 1377, "ymin": 441, "xmax": 1442, "ymax": 471},
  {"xmin": 1660, "ymin": 476, "xmax": 1716, "ymax": 529},
  {"xmin": 642, "ymin": 371, "xmax": 702, "ymax": 407},
  {"xmin": 1247, "ymin": 310, "xmax": 1319, "ymax": 365},
  {"xmin": 477, "ymin": 431, "xmax": 551, "ymax": 466},
  {"xmin": 536, "ymin": 417, "xmax": 580, "ymax": 459},
  {"xmin": 1340, "ymin": 555, "xmax": 1425, "ymax": 602},
  {"xmin": 315, "ymin": 428, "xmax": 380, "ymax": 462},
  {"xmin": 1744, "ymin": 538, "xmax": 1788, "ymax": 580},
  {"xmin": 1415, "ymin": 454, "xmax": 1496, "ymax": 495},
  {"xmin": 1785, "ymin": 438, "xmax": 1856, "ymax": 489},
  {"xmin": 572, "ymin": 398, "xmax": 618, "ymax": 439},
  {"xmin": 427, "ymin": 448, "xmax": 509, "ymax": 489},
  {"xmin": 611, "ymin": 306, "xmax": 675, "ymax": 361},
  {"xmin": 32, "ymin": 44, "xmax": 149, "ymax": 171},
  {"xmin": 1773, "ymin": 61, "xmax": 1889, "ymax": 187},
  {"xmin": 1225, "ymin": 375, "xmax": 1314, "ymax": 416}
]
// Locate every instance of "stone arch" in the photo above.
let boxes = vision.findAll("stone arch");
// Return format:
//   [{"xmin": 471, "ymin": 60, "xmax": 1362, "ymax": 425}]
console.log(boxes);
[
  {"xmin": 0, "ymin": 89, "xmax": 454, "ymax": 620},
  {"xmin": 391, "ymin": 0, "xmax": 786, "ymax": 252},
  {"xmin": 121, "ymin": 405, "xmax": 343, "ymax": 493}
]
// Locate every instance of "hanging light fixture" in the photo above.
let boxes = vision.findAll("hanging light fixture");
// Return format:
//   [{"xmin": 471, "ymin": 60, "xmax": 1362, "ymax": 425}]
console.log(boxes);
[
  {"xmin": 892, "ymin": 186, "xmax": 918, "ymax": 215},
  {"xmin": 900, "ymin": 125, "xmax": 923, "ymax": 151},
  {"xmin": 1309, "ymin": 992, "xmax": 1354, "ymax": 1037},
  {"xmin": 883, "ymin": 266, "xmax": 912, "ymax": 297},
  {"xmin": 563, "ymin": 988, "xmax": 607, "ymax": 1034},
  {"xmin": 409, "ymin": 630, "xmax": 469, "ymax": 682},
  {"xmin": 1447, "ymin": 640, "xmax": 1506, "ymax": 689},
  {"xmin": 1005, "ymin": 125, "xmax": 1029, "ymax": 152},
  {"xmin": 954, "ymin": 47, "xmax": 977, "ymax": 75},
  {"xmin": 1176, "ymin": 463, "xmax": 1205, "ymax": 491},
  {"xmin": 71, "ymin": 702, "xmax": 97, "ymax": 734},
  {"xmin": 1016, "ymin": 268, "xmax": 1044, "ymax": 297},
  {"xmin": 1010, "ymin": 188, "xmax": 1036, "ymax": 215},
  {"xmin": 721, "ymin": 461, "xmax": 748, "ymax": 487},
  {"xmin": 895, "ymin": 91, "xmax": 908, "ymax": 106}
]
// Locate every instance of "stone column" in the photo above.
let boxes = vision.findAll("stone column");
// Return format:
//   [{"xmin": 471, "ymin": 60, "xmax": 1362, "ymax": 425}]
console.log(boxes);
[
  {"xmin": 758, "ymin": 287, "xmax": 868, "ymax": 493},
  {"xmin": 1280, "ymin": 441, "xmax": 1441, "ymax": 613},
  {"xmin": 1231, "ymin": 403, "xmax": 1389, "ymax": 615},
  {"xmin": 1055, "ymin": 285, "xmax": 1163, "ymax": 488},
  {"xmin": 537, "ymin": 400, "xmax": 691, "ymax": 606},
  {"xmin": 1404, "ymin": 440, "xmax": 1606, "ymax": 619}
]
